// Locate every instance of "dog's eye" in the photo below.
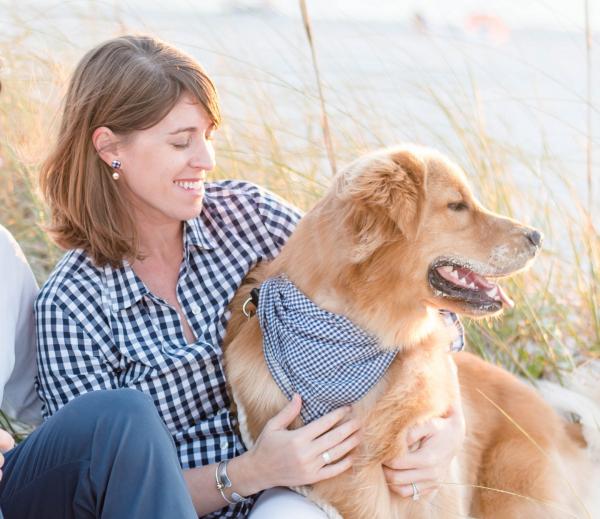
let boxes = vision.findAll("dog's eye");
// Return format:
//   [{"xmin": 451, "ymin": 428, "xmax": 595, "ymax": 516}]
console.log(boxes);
[{"xmin": 448, "ymin": 201, "xmax": 469, "ymax": 212}]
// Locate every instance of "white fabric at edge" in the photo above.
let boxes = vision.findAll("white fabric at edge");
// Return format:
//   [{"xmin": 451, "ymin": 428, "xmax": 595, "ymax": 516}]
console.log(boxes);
[{"xmin": 0, "ymin": 225, "xmax": 42, "ymax": 425}]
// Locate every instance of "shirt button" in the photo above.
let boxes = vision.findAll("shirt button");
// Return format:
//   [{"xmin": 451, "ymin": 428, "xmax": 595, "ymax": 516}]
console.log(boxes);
[
  {"xmin": 220, "ymin": 439, "xmax": 229, "ymax": 450},
  {"xmin": 191, "ymin": 304, "xmax": 200, "ymax": 315},
  {"xmin": 206, "ymin": 363, "xmax": 215, "ymax": 374}
]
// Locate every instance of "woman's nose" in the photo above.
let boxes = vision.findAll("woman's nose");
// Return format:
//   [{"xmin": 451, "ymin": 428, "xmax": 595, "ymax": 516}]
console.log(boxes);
[{"xmin": 190, "ymin": 140, "xmax": 215, "ymax": 171}]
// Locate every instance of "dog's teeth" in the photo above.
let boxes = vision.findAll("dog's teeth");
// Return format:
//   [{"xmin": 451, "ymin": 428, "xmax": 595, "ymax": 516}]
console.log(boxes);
[
  {"xmin": 468, "ymin": 282, "xmax": 476, "ymax": 289},
  {"xmin": 486, "ymin": 287, "xmax": 499, "ymax": 299},
  {"xmin": 439, "ymin": 266, "xmax": 453, "ymax": 273},
  {"xmin": 450, "ymin": 270, "xmax": 459, "ymax": 279}
]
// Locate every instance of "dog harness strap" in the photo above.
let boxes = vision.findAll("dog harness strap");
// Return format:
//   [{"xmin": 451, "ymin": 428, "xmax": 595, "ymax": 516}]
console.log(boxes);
[{"xmin": 257, "ymin": 276, "xmax": 399, "ymax": 424}]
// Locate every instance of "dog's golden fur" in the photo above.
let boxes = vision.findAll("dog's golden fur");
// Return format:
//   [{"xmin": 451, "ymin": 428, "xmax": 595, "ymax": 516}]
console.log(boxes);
[{"xmin": 223, "ymin": 145, "xmax": 597, "ymax": 518}]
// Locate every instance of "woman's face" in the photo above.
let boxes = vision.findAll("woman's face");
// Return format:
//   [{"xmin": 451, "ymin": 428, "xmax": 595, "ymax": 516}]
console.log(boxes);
[{"xmin": 118, "ymin": 93, "xmax": 216, "ymax": 226}]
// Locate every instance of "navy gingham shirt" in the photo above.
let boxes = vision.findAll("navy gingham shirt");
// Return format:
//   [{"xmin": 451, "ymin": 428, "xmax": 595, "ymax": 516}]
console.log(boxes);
[{"xmin": 35, "ymin": 180, "xmax": 302, "ymax": 518}]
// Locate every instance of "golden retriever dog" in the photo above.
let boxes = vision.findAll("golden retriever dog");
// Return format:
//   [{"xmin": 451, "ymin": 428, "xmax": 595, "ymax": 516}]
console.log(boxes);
[{"xmin": 223, "ymin": 145, "xmax": 599, "ymax": 518}]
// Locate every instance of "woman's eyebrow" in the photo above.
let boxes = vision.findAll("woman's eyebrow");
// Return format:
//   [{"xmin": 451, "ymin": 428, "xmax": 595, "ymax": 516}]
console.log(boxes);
[{"xmin": 168, "ymin": 126, "xmax": 196, "ymax": 135}]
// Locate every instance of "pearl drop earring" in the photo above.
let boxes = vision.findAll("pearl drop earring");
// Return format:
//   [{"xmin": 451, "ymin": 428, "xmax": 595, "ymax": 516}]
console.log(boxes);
[{"xmin": 111, "ymin": 159, "xmax": 121, "ymax": 180}]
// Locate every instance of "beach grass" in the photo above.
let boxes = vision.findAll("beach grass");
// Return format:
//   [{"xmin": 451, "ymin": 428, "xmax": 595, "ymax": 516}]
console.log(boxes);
[{"xmin": 0, "ymin": 5, "xmax": 598, "ymax": 394}]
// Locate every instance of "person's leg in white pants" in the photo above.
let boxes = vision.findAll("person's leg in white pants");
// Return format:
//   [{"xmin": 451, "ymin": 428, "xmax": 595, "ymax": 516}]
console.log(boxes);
[{"xmin": 249, "ymin": 488, "xmax": 328, "ymax": 518}]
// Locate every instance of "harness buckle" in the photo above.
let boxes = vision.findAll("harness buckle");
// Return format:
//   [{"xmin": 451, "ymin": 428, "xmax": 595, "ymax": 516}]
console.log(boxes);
[{"xmin": 242, "ymin": 288, "xmax": 260, "ymax": 319}]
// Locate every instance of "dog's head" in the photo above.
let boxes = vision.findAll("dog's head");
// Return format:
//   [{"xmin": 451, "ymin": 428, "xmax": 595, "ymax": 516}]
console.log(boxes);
[{"xmin": 336, "ymin": 144, "xmax": 542, "ymax": 318}]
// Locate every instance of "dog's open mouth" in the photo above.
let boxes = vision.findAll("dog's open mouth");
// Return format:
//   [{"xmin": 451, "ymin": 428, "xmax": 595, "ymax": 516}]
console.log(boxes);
[{"xmin": 428, "ymin": 259, "xmax": 514, "ymax": 314}]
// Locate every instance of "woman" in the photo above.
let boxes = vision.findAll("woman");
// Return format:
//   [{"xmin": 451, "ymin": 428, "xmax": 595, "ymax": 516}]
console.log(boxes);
[
  {"xmin": 35, "ymin": 35, "xmax": 465, "ymax": 517},
  {"xmin": 0, "ymin": 74, "xmax": 193, "ymax": 519}
]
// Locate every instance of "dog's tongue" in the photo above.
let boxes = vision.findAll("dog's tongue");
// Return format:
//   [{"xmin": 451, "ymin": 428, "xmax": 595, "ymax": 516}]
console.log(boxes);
[
  {"xmin": 458, "ymin": 268, "xmax": 495, "ymax": 290},
  {"xmin": 495, "ymin": 284, "xmax": 515, "ymax": 308},
  {"xmin": 470, "ymin": 271, "xmax": 515, "ymax": 308},
  {"xmin": 465, "ymin": 269, "xmax": 515, "ymax": 308}
]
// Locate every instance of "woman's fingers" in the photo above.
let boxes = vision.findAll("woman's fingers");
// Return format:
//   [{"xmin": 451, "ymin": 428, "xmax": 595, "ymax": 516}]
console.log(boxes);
[
  {"xmin": 319, "ymin": 430, "xmax": 361, "ymax": 465},
  {"xmin": 391, "ymin": 479, "xmax": 440, "ymax": 499},
  {"xmin": 0, "ymin": 429, "xmax": 14, "ymax": 452},
  {"xmin": 383, "ymin": 466, "xmax": 439, "ymax": 488},
  {"xmin": 317, "ymin": 453, "xmax": 354, "ymax": 481},
  {"xmin": 313, "ymin": 418, "xmax": 361, "ymax": 455},
  {"xmin": 0, "ymin": 429, "xmax": 11, "ymax": 483},
  {"xmin": 301, "ymin": 406, "xmax": 352, "ymax": 439},
  {"xmin": 267, "ymin": 394, "xmax": 303, "ymax": 430},
  {"xmin": 387, "ymin": 441, "xmax": 440, "ymax": 471},
  {"xmin": 386, "ymin": 417, "xmax": 456, "ymax": 471},
  {"xmin": 384, "ymin": 466, "xmax": 445, "ymax": 498},
  {"xmin": 405, "ymin": 418, "xmax": 443, "ymax": 448}
]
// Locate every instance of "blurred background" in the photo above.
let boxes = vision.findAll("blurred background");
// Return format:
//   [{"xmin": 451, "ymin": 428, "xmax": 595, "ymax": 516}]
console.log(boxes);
[{"xmin": 0, "ymin": 0, "xmax": 598, "ymax": 381}]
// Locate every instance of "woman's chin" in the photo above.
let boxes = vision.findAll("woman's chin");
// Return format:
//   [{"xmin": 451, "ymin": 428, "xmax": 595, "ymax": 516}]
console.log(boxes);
[
  {"xmin": 179, "ymin": 205, "xmax": 205, "ymax": 222},
  {"xmin": 156, "ymin": 201, "xmax": 205, "ymax": 224}
]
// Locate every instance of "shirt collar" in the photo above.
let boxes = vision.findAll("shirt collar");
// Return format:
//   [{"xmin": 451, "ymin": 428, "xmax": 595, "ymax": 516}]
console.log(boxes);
[
  {"xmin": 106, "ymin": 217, "xmax": 217, "ymax": 312},
  {"xmin": 184, "ymin": 216, "xmax": 218, "ymax": 251},
  {"xmin": 106, "ymin": 261, "xmax": 149, "ymax": 312}
]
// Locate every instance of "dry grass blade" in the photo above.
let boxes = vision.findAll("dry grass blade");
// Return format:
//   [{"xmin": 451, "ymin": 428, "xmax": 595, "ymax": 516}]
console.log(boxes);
[
  {"xmin": 583, "ymin": 0, "xmax": 600, "ymax": 346},
  {"xmin": 298, "ymin": 0, "xmax": 337, "ymax": 176},
  {"xmin": 584, "ymin": 0, "xmax": 593, "ymax": 215}
]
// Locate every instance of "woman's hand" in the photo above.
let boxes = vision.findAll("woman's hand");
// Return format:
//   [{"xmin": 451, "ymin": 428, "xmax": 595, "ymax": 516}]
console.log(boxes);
[
  {"xmin": 0, "ymin": 428, "xmax": 15, "ymax": 482},
  {"xmin": 383, "ymin": 401, "xmax": 466, "ymax": 499},
  {"xmin": 230, "ymin": 394, "xmax": 360, "ymax": 495}
]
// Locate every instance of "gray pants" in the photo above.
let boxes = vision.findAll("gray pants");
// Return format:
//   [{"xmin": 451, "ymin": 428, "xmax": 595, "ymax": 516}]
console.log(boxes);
[{"xmin": 0, "ymin": 389, "xmax": 197, "ymax": 519}]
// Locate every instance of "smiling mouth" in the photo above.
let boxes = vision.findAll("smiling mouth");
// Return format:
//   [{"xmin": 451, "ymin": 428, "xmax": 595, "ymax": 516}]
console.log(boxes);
[
  {"xmin": 428, "ymin": 258, "xmax": 514, "ymax": 314},
  {"xmin": 174, "ymin": 180, "xmax": 204, "ymax": 191}
]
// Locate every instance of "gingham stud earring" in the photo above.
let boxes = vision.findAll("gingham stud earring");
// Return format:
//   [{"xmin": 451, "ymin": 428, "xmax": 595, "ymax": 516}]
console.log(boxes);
[{"xmin": 111, "ymin": 159, "xmax": 121, "ymax": 180}]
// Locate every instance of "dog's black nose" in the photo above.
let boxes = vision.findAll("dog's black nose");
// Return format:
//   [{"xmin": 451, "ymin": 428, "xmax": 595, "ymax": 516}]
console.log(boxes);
[{"xmin": 526, "ymin": 230, "xmax": 543, "ymax": 248}]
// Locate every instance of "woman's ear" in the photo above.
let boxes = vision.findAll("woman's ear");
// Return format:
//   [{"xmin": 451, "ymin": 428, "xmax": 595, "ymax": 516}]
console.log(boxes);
[{"xmin": 92, "ymin": 126, "xmax": 119, "ymax": 166}]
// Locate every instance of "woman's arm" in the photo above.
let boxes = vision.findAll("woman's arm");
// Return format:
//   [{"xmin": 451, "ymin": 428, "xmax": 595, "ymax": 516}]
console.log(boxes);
[{"xmin": 183, "ymin": 395, "xmax": 360, "ymax": 516}]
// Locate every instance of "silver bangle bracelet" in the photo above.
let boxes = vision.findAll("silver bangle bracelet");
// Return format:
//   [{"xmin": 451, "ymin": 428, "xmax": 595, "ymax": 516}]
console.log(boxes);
[{"xmin": 215, "ymin": 459, "xmax": 250, "ymax": 505}]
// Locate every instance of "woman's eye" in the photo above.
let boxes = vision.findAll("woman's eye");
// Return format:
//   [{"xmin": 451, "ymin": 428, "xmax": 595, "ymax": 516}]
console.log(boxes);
[
  {"xmin": 172, "ymin": 138, "xmax": 191, "ymax": 149},
  {"xmin": 448, "ymin": 201, "xmax": 469, "ymax": 212}
]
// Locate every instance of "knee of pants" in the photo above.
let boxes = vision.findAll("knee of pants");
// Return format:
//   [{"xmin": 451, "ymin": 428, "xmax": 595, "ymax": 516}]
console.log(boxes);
[
  {"xmin": 64, "ymin": 389, "xmax": 167, "ymax": 441},
  {"xmin": 86, "ymin": 388, "xmax": 155, "ymax": 415},
  {"xmin": 69, "ymin": 390, "xmax": 176, "ymax": 468}
]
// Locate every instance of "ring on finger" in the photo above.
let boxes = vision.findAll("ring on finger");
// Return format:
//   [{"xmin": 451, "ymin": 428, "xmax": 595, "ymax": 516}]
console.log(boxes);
[
  {"xmin": 321, "ymin": 450, "xmax": 332, "ymax": 464},
  {"xmin": 411, "ymin": 482, "xmax": 420, "ymax": 501}
]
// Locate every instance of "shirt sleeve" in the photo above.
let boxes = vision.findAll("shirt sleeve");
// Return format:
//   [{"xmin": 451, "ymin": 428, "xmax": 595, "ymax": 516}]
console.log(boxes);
[
  {"xmin": 254, "ymin": 186, "xmax": 304, "ymax": 253},
  {"xmin": 0, "ymin": 226, "xmax": 43, "ymax": 425},
  {"xmin": 35, "ymin": 300, "xmax": 120, "ymax": 418}
]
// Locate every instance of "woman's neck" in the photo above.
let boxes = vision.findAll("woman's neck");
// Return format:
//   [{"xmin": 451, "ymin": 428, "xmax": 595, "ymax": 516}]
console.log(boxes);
[{"xmin": 135, "ymin": 217, "xmax": 184, "ymax": 264}]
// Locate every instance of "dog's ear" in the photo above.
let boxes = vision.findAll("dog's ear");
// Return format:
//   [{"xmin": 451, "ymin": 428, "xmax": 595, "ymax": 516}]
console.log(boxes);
[{"xmin": 341, "ymin": 149, "xmax": 427, "ymax": 262}]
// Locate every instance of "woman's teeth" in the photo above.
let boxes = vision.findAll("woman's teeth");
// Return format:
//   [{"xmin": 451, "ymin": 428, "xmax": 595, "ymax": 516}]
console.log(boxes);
[{"xmin": 174, "ymin": 180, "xmax": 202, "ymax": 190}]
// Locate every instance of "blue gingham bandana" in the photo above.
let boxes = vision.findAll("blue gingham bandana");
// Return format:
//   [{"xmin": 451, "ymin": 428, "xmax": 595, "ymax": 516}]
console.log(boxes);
[{"xmin": 257, "ymin": 276, "xmax": 399, "ymax": 424}]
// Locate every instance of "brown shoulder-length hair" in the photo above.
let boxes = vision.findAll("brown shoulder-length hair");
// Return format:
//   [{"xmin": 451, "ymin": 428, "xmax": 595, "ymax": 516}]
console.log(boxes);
[{"xmin": 40, "ymin": 34, "xmax": 221, "ymax": 268}]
